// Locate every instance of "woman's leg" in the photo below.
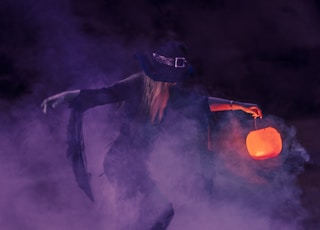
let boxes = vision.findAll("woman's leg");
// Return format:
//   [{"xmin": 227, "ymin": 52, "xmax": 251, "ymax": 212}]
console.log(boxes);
[{"xmin": 103, "ymin": 142, "xmax": 174, "ymax": 230}]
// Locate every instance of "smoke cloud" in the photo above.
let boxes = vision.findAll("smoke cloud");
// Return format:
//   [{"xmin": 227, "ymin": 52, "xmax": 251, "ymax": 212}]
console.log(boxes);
[
  {"xmin": 0, "ymin": 103, "xmax": 310, "ymax": 230},
  {"xmin": 0, "ymin": 0, "xmax": 314, "ymax": 230}
]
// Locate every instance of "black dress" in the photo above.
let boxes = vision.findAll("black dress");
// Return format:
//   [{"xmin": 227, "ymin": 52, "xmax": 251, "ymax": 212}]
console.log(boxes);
[{"xmin": 69, "ymin": 72, "xmax": 212, "ymax": 229}]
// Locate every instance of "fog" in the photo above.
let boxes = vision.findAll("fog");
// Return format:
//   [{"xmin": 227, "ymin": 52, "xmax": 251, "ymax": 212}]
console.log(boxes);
[
  {"xmin": 0, "ymin": 0, "xmax": 314, "ymax": 229},
  {"xmin": 0, "ymin": 101, "xmax": 309, "ymax": 229}
]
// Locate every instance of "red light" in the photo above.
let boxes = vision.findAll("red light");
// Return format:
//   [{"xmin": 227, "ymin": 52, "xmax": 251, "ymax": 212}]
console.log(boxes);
[{"xmin": 246, "ymin": 127, "xmax": 282, "ymax": 160}]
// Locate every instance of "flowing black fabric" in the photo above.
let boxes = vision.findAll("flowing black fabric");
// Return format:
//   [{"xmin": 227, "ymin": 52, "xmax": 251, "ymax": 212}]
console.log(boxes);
[
  {"xmin": 65, "ymin": 73, "xmax": 212, "ymax": 203},
  {"xmin": 67, "ymin": 109, "xmax": 94, "ymax": 201}
]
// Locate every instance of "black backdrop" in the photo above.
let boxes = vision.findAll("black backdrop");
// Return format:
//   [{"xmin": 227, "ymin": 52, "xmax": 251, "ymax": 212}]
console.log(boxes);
[
  {"xmin": 1, "ymin": 0, "xmax": 320, "ymax": 119},
  {"xmin": 1, "ymin": 0, "xmax": 320, "ymax": 229}
]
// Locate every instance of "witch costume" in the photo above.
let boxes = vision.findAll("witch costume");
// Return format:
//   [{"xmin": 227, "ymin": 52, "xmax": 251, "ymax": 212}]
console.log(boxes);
[{"xmin": 66, "ymin": 42, "xmax": 214, "ymax": 230}]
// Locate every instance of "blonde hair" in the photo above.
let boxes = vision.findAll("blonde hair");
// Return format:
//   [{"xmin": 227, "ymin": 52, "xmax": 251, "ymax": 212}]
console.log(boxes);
[{"xmin": 143, "ymin": 75, "xmax": 174, "ymax": 123}]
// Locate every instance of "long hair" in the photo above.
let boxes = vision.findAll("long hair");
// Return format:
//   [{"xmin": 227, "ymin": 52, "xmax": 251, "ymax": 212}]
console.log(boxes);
[{"xmin": 143, "ymin": 75, "xmax": 174, "ymax": 123}]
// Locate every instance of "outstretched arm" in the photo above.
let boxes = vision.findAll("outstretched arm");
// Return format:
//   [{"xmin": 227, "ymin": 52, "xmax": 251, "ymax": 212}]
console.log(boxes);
[
  {"xmin": 41, "ymin": 90, "xmax": 80, "ymax": 114},
  {"xmin": 208, "ymin": 97, "xmax": 262, "ymax": 118},
  {"xmin": 41, "ymin": 73, "xmax": 144, "ymax": 114}
]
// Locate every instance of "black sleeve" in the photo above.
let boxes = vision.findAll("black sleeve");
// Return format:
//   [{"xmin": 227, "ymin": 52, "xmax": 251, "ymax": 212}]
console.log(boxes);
[{"xmin": 70, "ymin": 73, "xmax": 144, "ymax": 111}]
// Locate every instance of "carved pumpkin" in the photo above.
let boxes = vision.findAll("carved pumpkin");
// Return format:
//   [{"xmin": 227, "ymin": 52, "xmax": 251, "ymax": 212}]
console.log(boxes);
[{"xmin": 246, "ymin": 127, "xmax": 282, "ymax": 160}]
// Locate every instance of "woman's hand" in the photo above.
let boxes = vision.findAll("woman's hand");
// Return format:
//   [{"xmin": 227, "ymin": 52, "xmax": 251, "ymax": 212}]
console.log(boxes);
[
  {"xmin": 239, "ymin": 102, "xmax": 263, "ymax": 119},
  {"xmin": 41, "ymin": 90, "xmax": 80, "ymax": 114},
  {"xmin": 41, "ymin": 93, "xmax": 66, "ymax": 114}
]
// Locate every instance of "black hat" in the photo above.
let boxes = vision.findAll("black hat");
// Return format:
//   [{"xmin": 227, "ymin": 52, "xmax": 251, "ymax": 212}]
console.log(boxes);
[{"xmin": 135, "ymin": 41, "xmax": 194, "ymax": 83}]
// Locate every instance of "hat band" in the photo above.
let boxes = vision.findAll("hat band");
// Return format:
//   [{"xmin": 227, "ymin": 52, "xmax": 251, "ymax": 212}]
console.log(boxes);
[{"xmin": 152, "ymin": 53, "xmax": 187, "ymax": 68}]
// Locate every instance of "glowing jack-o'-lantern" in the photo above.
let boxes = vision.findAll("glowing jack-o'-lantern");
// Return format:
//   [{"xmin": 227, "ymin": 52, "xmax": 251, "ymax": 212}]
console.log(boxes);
[{"xmin": 246, "ymin": 126, "xmax": 282, "ymax": 160}]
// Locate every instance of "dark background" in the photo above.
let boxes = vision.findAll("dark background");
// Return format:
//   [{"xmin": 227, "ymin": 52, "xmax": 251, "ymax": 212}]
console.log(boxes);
[
  {"xmin": 1, "ymin": 0, "xmax": 320, "ymax": 228},
  {"xmin": 1, "ymin": 0, "xmax": 320, "ymax": 128}
]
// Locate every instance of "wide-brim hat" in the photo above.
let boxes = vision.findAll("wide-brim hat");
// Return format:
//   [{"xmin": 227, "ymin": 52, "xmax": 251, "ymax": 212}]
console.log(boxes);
[{"xmin": 135, "ymin": 41, "xmax": 194, "ymax": 83}]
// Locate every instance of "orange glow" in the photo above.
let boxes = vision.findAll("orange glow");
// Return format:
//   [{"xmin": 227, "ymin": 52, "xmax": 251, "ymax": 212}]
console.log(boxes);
[{"xmin": 246, "ymin": 127, "xmax": 282, "ymax": 160}]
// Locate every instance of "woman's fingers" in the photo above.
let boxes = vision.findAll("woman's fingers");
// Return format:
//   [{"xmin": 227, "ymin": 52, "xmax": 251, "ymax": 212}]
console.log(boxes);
[
  {"xmin": 41, "ymin": 96, "xmax": 60, "ymax": 114},
  {"xmin": 41, "ymin": 101, "xmax": 47, "ymax": 114},
  {"xmin": 250, "ymin": 106, "xmax": 263, "ymax": 119},
  {"xmin": 41, "ymin": 99, "xmax": 50, "ymax": 114},
  {"xmin": 51, "ymin": 97, "xmax": 63, "ymax": 108}
]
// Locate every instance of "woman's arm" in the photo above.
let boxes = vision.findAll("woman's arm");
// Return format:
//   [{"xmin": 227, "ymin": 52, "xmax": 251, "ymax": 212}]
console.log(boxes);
[
  {"xmin": 41, "ymin": 84, "xmax": 128, "ymax": 114},
  {"xmin": 41, "ymin": 90, "xmax": 80, "ymax": 114},
  {"xmin": 208, "ymin": 97, "xmax": 262, "ymax": 118},
  {"xmin": 41, "ymin": 73, "xmax": 144, "ymax": 113}
]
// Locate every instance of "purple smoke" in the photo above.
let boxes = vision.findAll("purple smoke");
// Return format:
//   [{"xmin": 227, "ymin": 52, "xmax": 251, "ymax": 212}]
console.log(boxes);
[{"xmin": 0, "ymin": 0, "xmax": 316, "ymax": 229}]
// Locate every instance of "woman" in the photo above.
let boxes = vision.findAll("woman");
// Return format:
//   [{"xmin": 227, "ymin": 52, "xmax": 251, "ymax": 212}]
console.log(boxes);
[{"xmin": 41, "ymin": 41, "xmax": 262, "ymax": 230}]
